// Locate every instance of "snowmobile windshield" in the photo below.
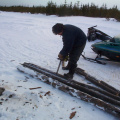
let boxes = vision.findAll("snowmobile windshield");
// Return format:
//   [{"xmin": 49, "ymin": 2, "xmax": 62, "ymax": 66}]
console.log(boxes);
[
  {"xmin": 113, "ymin": 33, "xmax": 120, "ymax": 43},
  {"xmin": 106, "ymin": 33, "xmax": 120, "ymax": 43}
]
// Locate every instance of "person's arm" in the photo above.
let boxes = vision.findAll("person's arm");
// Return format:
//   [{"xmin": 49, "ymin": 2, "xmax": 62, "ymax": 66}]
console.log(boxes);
[{"xmin": 60, "ymin": 35, "xmax": 75, "ymax": 57}]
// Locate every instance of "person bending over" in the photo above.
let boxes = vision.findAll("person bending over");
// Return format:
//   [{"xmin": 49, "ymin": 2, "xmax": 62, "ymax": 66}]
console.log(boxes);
[{"xmin": 52, "ymin": 23, "xmax": 87, "ymax": 79}]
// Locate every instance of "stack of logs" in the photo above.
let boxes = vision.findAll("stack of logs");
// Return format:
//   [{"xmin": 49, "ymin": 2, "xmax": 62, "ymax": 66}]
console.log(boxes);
[{"xmin": 18, "ymin": 62, "xmax": 120, "ymax": 118}]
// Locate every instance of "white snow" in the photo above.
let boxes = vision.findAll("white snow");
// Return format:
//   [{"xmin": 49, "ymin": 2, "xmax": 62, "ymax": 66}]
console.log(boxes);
[{"xmin": 0, "ymin": 11, "xmax": 120, "ymax": 120}]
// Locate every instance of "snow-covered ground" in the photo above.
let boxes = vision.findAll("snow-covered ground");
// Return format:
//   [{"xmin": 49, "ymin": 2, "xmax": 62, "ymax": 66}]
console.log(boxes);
[{"xmin": 0, "ymin": 11, "xmax": 120, "ymax": 120}]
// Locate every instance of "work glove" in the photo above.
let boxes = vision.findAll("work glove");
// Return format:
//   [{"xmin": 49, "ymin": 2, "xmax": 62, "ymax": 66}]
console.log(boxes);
[
  {"xmin": 58, "ymin": 54, "xmax": 69, "ymax": 61},
  {"xmin": 58, "ymin": 54, "xmax": 64, "ymax": 61},
  {"xmin": 64, "ymin": 55, "xmax": 69, "ymax": 62}
]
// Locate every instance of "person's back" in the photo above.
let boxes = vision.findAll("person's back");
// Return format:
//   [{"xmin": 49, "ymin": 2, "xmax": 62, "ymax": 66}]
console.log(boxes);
[
  {"xmin": 63, "ymin": 24, "xmax": 86, "ymax": 47},
  {"xmin": 61, "ymin": 24, "xmax": 86, "ymax": 57}
]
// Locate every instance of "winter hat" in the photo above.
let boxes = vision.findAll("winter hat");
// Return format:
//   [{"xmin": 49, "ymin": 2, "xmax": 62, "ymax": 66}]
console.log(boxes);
[{"xmin": 52, "ymin": 23, "xmax": 64, "ymax": 35}]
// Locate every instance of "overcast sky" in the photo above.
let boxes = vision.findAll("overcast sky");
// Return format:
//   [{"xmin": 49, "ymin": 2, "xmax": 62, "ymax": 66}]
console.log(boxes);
[{"xmin": 0, "ymin": 0, "xmax": 119, "ymax": 9}]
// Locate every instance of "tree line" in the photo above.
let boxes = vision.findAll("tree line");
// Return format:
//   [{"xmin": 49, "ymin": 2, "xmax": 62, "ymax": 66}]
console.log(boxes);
[{"xmin": 0, "ymin": 1, "xmax": 120, "ymax": 21}]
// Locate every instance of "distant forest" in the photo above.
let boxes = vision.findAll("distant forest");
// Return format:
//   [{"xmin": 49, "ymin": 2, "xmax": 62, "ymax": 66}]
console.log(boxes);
[{"xmin": 0, "ymin": 1, "xmax": 120, "ymax": 21}]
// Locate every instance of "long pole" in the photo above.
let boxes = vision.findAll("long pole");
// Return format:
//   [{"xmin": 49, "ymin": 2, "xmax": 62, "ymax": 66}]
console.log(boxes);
[{"xmin": 56, "ymin": 60, "xmax": 62, "ymax": 74}]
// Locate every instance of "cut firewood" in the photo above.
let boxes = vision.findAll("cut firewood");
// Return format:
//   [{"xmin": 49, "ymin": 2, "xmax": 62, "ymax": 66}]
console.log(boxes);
[
  {"xmin": 44, "ymin": 91, "xmax": 50, "ymax": 96},
  {"xmin": 69, "ymin": 111, "xmax": 76, "ymax": 119},
  {"xmin": 29, "ymin": 87, "xmax": 41, "ymax": 90}
]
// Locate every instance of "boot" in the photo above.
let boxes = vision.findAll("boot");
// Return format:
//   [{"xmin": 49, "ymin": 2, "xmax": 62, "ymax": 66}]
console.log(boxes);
[
  {"xmin": 64, "ymin": 63, "xmax": 77, "ymax": 79},
  {"xmin": 64, "ymin": 73, "xmax": 73, "ymax": 79},
  {"xmin": 65, "ymin": 63, "xmax": 77, "ymax": 78}
]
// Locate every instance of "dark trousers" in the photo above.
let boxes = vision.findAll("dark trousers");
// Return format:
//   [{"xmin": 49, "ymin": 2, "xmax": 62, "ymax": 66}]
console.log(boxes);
[{"xmin": 68, "ymin": 43, "xmax": 86, "ymax": 75}]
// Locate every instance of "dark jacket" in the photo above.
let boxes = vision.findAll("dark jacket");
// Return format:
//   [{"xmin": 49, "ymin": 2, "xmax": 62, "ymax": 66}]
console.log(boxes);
[{"xmin": 60, "ymin": 24, "xmax": 87, "ymax": 57}]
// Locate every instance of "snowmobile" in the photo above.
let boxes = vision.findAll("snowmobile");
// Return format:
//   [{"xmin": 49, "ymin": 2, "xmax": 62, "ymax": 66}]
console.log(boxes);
[
  {"xmin": 87, "ymin": 25, "xmax": 112, "ymax": 41},
  {"xmin": 92, "ymin": 34, "xmax": 120, "ymax": 62},
  {"xmin": 83, "ymin": 33, "xmax": 120, "ymax": 64}
]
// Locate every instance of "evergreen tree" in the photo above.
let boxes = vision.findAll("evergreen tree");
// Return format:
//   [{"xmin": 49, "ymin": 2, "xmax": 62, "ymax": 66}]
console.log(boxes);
[{"xmin": 0, "ymin": 1, "xmax": 120, "ymax": 22}]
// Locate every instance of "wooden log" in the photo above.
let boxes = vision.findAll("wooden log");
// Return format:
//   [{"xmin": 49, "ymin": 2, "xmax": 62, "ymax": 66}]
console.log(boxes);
[
  {"xmin": 21, "ymin": 63, "xmax": 120, "ymax": 106},
  {"xmin": 75, "ymin": 68, "xmax": 120, "ymax": 96},
  {"xmin": 26, "ymin": 63, "xmax": 120, "ymax": 101},
  {"xmin": 17, "ymin": 67, "xmax": 120, "ymax": 118}
]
